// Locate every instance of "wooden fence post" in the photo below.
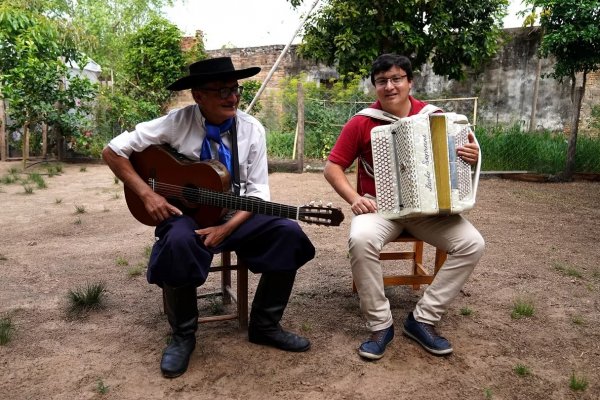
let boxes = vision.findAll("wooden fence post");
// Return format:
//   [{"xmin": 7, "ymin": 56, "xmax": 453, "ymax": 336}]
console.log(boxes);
[{"xmin": 296, "ymin": 81, "xmax": 305, "ymax": 173}]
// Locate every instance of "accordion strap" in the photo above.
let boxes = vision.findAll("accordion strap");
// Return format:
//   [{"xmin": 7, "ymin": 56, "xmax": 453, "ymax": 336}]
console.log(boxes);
[
  {"xmin": 355, "ymin": 104, "xmax": 442, "ymax": 179},
  {"xmin": 355, "ymin": 104, "xmax": 442, "ymax": 122}
]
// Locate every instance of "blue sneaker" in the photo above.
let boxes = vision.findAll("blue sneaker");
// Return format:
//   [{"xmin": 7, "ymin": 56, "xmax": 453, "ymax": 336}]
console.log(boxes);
[
  {"xmin": 358, "ymin": 325, "xmax": 394, "ymax": 360},
  {"xmin": 403, "ymin": 312, "xmax": 453, "ymax": 356}
]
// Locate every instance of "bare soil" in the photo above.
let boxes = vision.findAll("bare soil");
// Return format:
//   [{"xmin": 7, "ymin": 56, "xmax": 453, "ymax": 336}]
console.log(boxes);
[{"xmin": 1, "ymin": 161, "xmax": 599, "ymax": 400}]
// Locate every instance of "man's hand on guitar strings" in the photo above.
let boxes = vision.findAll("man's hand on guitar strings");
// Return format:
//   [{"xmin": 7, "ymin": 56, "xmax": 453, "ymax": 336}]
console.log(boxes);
[{"xmin": 144, "ymin": 191, "xmax": 182, "ymax": 223}]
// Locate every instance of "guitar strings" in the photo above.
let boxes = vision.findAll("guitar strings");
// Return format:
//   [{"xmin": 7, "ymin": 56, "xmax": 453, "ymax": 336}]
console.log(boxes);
[{"xmin": 148, "ymin": 180, "xmax": 299, "ymax": 217}]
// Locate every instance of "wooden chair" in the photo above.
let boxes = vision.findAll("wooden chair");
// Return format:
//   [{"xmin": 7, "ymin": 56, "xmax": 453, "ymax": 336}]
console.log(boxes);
[
  {"xmin": 162, "ymin": 251, "xmax": 249, "ymax": 330},
  {"xmin": 352, "ymin": 167, "xmax": 447, "ymax": 293},
  {"xmin": 352, "ymin": 233, "xmax": 447, "ymax": 292},
  {"xmin": 197, "ymin": 251, "xmax": 249, "ymax": 330}
]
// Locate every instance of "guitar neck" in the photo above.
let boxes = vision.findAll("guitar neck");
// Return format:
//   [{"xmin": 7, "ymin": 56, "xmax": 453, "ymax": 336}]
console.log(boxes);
[
  {"xmin": 153, "ymin": 179, "xmax": 300, "ymax": 220},
  {"xmin": 198, "ymin": 188, "xmax": 300, "ymax": 219}
]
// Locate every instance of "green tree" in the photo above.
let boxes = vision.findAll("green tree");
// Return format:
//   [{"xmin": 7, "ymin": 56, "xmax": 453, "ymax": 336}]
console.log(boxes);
[
  {"xmin": 60, "ymin": 0, "xmax": 175, "ymax": 74},
  {"xmin": 288, "ymin": 0, "xmax": 509, "ymax": 81},
  {"xmin": 121, "ymin": 15, "xmax": 186, "ymax": 110},
  {"xmin": 524, "ymin": 0, "xmax": 600, "ymax": 179},
  {"xmin": 184, "ymin": 30, "xmax": 208, "ymax": 66},
  {"xmin": 95, "ymin": 16, "xmax": 185, "ymax": 140},
  {"xmin": 0, "ymin": 0, "xmax": 97, "ymax": 161}
]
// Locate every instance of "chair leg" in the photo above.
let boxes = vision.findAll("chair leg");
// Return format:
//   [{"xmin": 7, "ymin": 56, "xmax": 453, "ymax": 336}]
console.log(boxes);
[
  {"xmin": 237, "ymin": 260, "xmax": 249, "ymax": 330},
  {"xmin": 434, "ymin": 248, "xmax": 447, "ymax": 273},
  {"xmin": 412, "ymin": 240, "xmax": 425, "ymax": 290},
  {"xmin": 221, "ymin": 252, "xmax": 232, "ymax": 305}
]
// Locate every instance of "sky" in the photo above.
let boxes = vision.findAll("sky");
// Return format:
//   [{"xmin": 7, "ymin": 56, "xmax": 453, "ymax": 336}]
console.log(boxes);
[{"xmin": 164, "ymin": 0, "xmax": 528, "ymax": 50}]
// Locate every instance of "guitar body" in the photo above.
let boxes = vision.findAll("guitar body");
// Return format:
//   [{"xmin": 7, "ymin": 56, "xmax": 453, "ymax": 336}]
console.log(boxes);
[{"xmin": 126, "ymin": 145, "xmax": 231, "ymax": 227}]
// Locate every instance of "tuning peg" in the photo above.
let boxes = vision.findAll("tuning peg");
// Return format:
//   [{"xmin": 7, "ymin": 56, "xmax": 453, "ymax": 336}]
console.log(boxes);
[{"xmin": 326, "ymin": 202, "xmax": 332, "ymax": 208}]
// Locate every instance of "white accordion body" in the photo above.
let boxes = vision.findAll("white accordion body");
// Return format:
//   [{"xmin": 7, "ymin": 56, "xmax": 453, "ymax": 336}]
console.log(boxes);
[{"xmin": 370, "ymin": 112, "xmax": 481, "ymax": 219}]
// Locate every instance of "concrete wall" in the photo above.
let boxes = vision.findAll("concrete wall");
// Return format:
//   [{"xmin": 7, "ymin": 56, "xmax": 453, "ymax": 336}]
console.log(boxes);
[
  {"xmin": 413, "ymin": 27, "xmax": 598, "ymax": 133},
  {"xmin": 173, "ymin": 27, "xmax": 599, "ymax": 134}
]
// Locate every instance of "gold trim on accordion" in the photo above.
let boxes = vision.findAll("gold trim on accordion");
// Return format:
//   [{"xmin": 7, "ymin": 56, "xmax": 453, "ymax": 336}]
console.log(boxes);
[{"xmin": 371, "ymin": 113, "xmax": 481, "ymax": 219}]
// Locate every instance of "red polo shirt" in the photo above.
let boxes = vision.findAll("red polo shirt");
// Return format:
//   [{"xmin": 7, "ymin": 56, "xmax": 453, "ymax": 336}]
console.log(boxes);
[{"xmin": 328, "ymin": 96, "xmax": 429, "ymax": 196}]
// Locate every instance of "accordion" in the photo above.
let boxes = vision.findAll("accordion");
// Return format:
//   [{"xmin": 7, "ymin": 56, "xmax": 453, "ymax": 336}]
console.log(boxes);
[{"xmin": 370, "ymin": 112, "xmax": 481, "ymax": 219}]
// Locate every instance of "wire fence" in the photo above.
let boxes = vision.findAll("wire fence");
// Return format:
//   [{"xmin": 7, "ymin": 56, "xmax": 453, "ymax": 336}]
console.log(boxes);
[{"xmin": 267, "ymin": 93, "xmax": 600, "ymax": 175}]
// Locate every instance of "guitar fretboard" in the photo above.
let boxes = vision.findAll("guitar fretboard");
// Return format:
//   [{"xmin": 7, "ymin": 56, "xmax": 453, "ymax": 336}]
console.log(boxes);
[{"xmin": 150, "ymin": 179, "xmax": 300, "ymax": 220}]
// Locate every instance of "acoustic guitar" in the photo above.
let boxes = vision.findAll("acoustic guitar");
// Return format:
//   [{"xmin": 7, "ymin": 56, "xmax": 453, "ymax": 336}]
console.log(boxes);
[{"xmin": 125, "ymin": 145, "xmax": 345, "ymax": 228}]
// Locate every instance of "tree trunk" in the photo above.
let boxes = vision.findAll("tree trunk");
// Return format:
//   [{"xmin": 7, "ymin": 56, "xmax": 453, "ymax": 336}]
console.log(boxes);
[
  {"xmin": 22, "ymin": 121, "xmax": 30, "ymax": 169},
  {"xmin": 42, "ymin": 122, "xmax": 48, "ymax": 158},
  {"xmin": 0, "ymin": 97, "xmax": 6, "ymax": 161},
  {"xmin": 295, "ymin": 81, "xmax": 305, "ymax": 173},
  {"xmin": 564, "ymin": 74, "xmax": 586, "ymax": 180}
]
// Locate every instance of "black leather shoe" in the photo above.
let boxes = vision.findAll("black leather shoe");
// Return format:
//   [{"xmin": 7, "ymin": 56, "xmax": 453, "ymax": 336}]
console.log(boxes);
[
  {"xmin": 249, "ymin": 326, "xmax": 311, "ymax": 352},
  {"xmin": 160, "ymin": 335, "xmax": 196, "ymax": 378}
]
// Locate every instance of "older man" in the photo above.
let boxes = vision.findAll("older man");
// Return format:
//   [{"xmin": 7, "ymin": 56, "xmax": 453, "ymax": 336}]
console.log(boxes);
[{"xmin": 103, "ymin": 57, "xmax": 315, "ymax": 378}]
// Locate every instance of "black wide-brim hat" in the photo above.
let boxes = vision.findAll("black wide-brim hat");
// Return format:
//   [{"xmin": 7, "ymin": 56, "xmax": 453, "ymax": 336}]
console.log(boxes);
[{"xmin": 166, "ymin": 57, "xmax": 261, "ymax": 91}]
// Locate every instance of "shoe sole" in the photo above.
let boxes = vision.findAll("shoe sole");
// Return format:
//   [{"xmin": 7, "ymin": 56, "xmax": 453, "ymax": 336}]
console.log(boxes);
[
  {"xmin": 248, "ymin": 337, "xmax": 311, "ymax": 352},
  {"xmin": 402, "ymin": 328, "xmax": 453, "ymax": 356},
  {"xmin": 358, "ymin": 349, "xmax": 385, "ymax": 360}
]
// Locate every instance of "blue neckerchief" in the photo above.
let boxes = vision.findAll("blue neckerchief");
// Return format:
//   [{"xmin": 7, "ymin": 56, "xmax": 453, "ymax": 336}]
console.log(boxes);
[{"xmin": 200, "ymin": 118, "xmax": 233, "ymax": 174}]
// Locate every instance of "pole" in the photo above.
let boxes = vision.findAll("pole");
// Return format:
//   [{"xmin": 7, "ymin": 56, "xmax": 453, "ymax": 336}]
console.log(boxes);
[
  {"xmin": 296, "ymin": 81, "xmax": 305, "ymax": 173},
  {"xmin": 245, "ymin": 0, "xmax": 320, "ymax": 113}
]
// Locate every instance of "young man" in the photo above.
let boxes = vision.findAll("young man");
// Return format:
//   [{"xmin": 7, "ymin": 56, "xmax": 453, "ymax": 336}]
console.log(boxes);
[
  {"xmin": 324, "ymin": 54, "xmax": 484, "ymax": 360},
  {"xmin": 103, "ymin": 57, "xmax": 315, "ymax": 378}
]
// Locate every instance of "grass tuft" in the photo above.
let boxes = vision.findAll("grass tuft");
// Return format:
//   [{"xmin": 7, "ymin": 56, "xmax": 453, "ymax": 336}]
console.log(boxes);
[
  {"xmin": 96, "ymin": 378, "xmax": 109, "ymax": 394},
  {"xmin": 571, "ymin": 315, "xmax": 585, "ymax": 326},
  {"xmin": 127, "ymin": 263, "xmax": 145, "ymax": 277},
  {"xmin": 115, "ymin": 256, "xmax": 129, "ymax": 267},
  {"xmin": 460, "ymin": 306, "xmax": 473, "ymax": 316},
  {"xmin": 0, "ymin": 315, "xmax": 15, "ymax": 345},
  {"xmin": 483, "ymin": 388, "xmax": 493, "ymax": 399},
  {"xmin": 205, "ymin": 294, "xmax": 224, "ymax": 315},
  {"xmin": 511, "ymin": 297, "xmax": 535, "ymax": 319},
  {"xmin": 67, "ymin": 282, "xmax": 106, "ymax": 315},
  {"xmin": 513, "ymin": 364, "xmax": 531, "ymax": 377},
  {"xmin": 28, "ymin": 173, "xmax": 47, "ymax": 189},
  {"xmin": 569, "ymin": 371, "xmax": 588, "ymax": 392},
  {"xmin": 552, "ymin": 261, "xmax": 582, "ymax": 279}
]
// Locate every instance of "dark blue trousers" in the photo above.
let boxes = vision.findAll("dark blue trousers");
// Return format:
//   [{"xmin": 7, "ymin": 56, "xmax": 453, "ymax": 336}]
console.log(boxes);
[{"xmin": 147, "ymin": 214, "xmax": 316, "ymax": 287}]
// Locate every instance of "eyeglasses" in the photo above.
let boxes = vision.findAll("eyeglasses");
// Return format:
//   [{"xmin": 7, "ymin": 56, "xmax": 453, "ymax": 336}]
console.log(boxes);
[
  {"xmin": 199, "ymin": 85, "xmax": 244, "ymax": 99},
  {"xmin": 374, "ymin": 75, "xmax": 408, "ymax": 88}
]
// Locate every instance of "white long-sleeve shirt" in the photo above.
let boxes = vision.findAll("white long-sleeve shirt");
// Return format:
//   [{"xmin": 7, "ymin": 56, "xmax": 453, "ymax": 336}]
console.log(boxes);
[{"xmin": 108, "ymin": 104, "xmax": 270, "ymax": 201}]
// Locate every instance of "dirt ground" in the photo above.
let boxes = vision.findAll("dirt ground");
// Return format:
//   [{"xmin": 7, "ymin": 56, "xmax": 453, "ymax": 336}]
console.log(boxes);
[{"xmin": 1, "ymin": 160, "xmax": 599, "ymax": 400}]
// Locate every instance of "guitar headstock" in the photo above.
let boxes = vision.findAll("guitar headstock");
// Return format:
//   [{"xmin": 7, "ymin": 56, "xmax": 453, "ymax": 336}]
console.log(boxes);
[{"xmin": 298, "ymin": 202, "xmax": 345, "ymax": 227}]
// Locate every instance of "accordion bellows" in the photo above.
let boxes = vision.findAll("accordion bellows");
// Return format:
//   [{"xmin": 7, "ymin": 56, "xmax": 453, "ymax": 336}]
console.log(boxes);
[{"xmin": 371, "ymin": 113, "xmax": 481, "ymax": 219}]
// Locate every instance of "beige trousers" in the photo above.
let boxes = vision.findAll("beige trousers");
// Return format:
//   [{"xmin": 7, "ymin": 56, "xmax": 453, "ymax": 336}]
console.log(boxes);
[{"xmin": 349, "ymin": 212, "xmax": 484, "ymax": 331}]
